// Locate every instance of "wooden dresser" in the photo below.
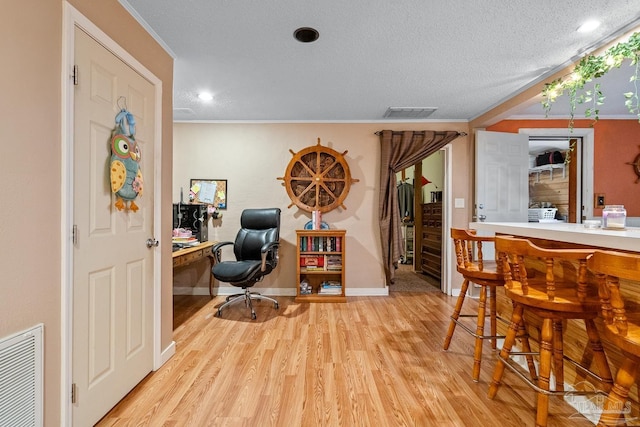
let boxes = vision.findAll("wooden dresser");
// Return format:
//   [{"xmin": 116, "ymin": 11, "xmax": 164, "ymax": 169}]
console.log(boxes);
[{"xmin": 420, "ymin": 202, "xmax": 442, "ymax": 280}]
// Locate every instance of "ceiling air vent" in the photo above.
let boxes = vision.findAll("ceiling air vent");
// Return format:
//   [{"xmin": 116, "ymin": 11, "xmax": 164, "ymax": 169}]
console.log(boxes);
[
  {"xmin": 383, "ymin": 107, "xmax": 437, "ymax": 119},
  {"xmin": 173, "ymin": 108, "xmax": 196, "ymax": 119}
]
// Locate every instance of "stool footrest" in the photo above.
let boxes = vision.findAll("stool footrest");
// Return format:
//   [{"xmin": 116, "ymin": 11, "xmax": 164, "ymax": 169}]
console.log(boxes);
[
  {"xmin": 450, "ymin": 315, "xmax": 507, "ymax": 340},
  {"xmin": 497, "ymin": 352, "xmax": 612, "ymax": 396}
]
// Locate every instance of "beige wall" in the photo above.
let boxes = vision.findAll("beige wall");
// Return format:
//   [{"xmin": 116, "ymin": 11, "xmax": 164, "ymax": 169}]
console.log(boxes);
[
  {"xmin": 2, "ymin": 1, "xmax": 173, "ymax": 424},
  {"xmin": 173, "ymin": 122, "xmax": 472, "ymax": 293},
  {"xmin": 4, "ymin": 0, "xmax": 473, "ymax": 423},
  {"xmin": 2, "ymin": 2, "xmax": 62, "ymax": 424}
]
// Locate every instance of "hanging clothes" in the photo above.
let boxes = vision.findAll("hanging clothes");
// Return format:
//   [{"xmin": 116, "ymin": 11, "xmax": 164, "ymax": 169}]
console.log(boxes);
[{"xmin": 397, "ymin": 180, "xmax": 414, "ymax": 222}]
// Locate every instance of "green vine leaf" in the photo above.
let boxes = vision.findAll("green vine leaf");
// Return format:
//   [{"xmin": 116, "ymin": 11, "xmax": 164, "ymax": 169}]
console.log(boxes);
[{"xmin": 541, "ymin": 31, "xmax": 640, "ymax": 132}]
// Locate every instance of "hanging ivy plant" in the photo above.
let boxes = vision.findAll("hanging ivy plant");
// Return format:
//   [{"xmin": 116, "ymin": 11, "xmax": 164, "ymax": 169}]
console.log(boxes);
[{"xmin": 542, "ymin": 31, "xmax": 640, "ymax": 130}]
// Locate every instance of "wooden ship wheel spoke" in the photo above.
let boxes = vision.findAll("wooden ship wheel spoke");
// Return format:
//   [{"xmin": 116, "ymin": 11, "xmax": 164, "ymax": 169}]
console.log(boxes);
[
  {"xmin": 627, "ymin": 146, "xmax": 640, "ymax": 183},
  {"xmin": 278, "ymin": 138, "xmax": 359, "ymax": 213}
]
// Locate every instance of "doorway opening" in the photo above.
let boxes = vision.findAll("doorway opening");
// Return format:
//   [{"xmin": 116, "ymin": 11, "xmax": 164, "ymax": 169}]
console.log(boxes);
[
  {"xmin": 396, "ymin": 149, "xmax": 445, "ymax": 292},
  {"xmin": 521, "ymin": 127, "xmax": 595, "ymax": 223},
  {"xmin": 528, "ymin": 136, "xmax": 581, "ymax": 222}
]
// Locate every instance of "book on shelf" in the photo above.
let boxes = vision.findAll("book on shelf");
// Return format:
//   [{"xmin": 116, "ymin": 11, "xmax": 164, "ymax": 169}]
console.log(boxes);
[
  {"xmin": 322, "ymin": 280, "xmax": 341, "ymax": 287},
  {"xmin": 302, "ymin": 267, "xmax": 325, "ymax": 272},
  {"xmin": 300, "ymin": 255, "xmax": 324, "ymax": 267},
  {"xmin": 318, "ymin": 287, "xmax": 342, "ymax": 295},
  {"xmin": 318, "ymin": 281, "xmax": 342, "ymax": 294},
  {"xmin": 299, "ymin": 235, "xmax": 343, "ymax": 253}
]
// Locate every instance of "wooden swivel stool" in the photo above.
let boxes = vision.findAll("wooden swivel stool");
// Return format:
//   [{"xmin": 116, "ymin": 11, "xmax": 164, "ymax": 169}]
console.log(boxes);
[
  {"xmin": 489, "ymin": 236, "xmax": 613, "ymax": 427},
  {"xmin": 443, "ymin": 229, "xmax": 508, "ymax": 382},
  {"xmin": 587, "ymin": 250, "xmax": 640, "ymax": 427}
]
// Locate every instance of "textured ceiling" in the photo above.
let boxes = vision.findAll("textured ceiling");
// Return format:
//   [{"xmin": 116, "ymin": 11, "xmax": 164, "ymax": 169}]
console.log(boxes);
[{"xmin": 121, "ymin": 0, "xmax": 640, "ymax": 122}]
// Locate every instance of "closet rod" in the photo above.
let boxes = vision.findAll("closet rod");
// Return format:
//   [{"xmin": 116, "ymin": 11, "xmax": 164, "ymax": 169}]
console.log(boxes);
[{"xmin": 374, "ymin": 130, "xmax": 467, "ymax": 136}]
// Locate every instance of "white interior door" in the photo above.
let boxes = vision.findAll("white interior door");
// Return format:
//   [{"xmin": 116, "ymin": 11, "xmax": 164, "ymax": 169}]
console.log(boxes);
[
  {"xmin": 72, "ymin": 26, "xmax": 155, "ymax": 426},
  {"xmin": 474, "ymin": 130, "xmax": 529, "ymax": 263},
  {"xmin": 475, "ymin": 130, "xmax": 529, "ymax": 223}
]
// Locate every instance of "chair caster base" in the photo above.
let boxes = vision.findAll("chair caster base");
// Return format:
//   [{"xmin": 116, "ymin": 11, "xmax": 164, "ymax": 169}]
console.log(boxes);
[{"xmin": 216, "ymin": 289, "xmax": 279, "ymax": 320}]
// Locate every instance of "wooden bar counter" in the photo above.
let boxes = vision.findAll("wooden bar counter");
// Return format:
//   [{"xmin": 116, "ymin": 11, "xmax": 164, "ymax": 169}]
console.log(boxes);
[{"xmin": 470, "ymin": 221, "xmax": 640, "ymax": 420}]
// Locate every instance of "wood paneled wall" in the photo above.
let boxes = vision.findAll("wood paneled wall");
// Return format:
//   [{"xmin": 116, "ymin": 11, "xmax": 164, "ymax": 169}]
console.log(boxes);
[{"xmin": 529, "ymin": 168, "xmax": 569, "ymax": 219}]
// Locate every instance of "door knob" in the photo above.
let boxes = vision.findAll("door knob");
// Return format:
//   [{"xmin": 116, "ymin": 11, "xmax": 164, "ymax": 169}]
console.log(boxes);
[
  {"xmin": 146, "ymin": 238, "xmax": 159, "ymax": 248},
  {"xmin": 478, "ymin": 215, "xmax": 487, "ymax": 222}
]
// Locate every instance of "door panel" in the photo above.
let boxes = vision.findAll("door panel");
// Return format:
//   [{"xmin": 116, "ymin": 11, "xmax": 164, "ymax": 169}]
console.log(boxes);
[
  {"xmin": 475, "ymin": 130, "xmax": 529, "ymax": 223},
  {"xmin": 475, "ymin": 131, "xmax": 529, "ymax": 262},
  {"xmin": 73, "ymin": 26, "xmax": 155, "ymax": 426}
]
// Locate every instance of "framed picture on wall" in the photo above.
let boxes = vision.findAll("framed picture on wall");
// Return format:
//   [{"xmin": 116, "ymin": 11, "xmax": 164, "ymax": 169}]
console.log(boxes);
[{"xmin": 189, "ymin": 179, "xmax": 227, "ymax": 209}]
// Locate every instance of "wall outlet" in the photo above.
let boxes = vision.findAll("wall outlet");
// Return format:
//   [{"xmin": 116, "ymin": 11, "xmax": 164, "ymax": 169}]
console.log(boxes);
[{"xmin": 595, "ymin": 193, "xmax": 605, "ymax": 208}]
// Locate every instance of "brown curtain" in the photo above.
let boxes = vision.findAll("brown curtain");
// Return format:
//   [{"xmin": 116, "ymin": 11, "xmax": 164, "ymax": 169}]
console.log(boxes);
[{"xmin": 378, "ymin": 130, "xmax": 463, "ymax": 285}]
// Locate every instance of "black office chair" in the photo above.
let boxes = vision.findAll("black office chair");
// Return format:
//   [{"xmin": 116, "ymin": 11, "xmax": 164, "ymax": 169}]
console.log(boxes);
[{"xmin": 211, "ymin": 208, "xmax": 281, "ymax": 319}]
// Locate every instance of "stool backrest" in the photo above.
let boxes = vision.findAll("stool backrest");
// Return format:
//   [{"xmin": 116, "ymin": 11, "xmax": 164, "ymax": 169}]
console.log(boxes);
[
  {"xmin": 495, "ymin": 236, "xmax": 594, "ymax": 302},
  {"xmin": 587, "ymin": 250, "xmax": 640, "ymax": 337},
  {"xmin": 451, "ymin": 228, "xmax": 495, "ymax": 272}
]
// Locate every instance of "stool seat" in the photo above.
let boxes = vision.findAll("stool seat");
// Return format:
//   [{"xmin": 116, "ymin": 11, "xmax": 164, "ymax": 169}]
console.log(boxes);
[
  {"xmin": 456, "ymin": 259, "xmax": 501, "ymax": 282},
  {"xmin": 505, "ymin": 281, "xmax": 601, "ymax": 314},
  {"xmin": 489, "ymin": 236, "xmax": 613, "ymax": 427},
  {"xmin": 604, "ymin": 321, "xmax": 640, "ymax": 355}
]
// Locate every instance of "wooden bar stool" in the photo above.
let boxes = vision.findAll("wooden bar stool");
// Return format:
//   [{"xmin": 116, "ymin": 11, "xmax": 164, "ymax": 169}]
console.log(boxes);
[
  {"xmin": 443, "ymin": 229, "xmax": 510, "ymax": 382},
  {"xmin": 489, "ymin": 236, "xmax": 613, "ymax": 427},
  {"xmin": 587, "ymin": 250, "xmax": 640, "ymax": 427}
]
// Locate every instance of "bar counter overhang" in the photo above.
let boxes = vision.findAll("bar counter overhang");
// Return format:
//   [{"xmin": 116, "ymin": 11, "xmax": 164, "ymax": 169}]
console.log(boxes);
[{"xmin": 469, "ymin": 222, "xmax": 640, "ymax": 252}]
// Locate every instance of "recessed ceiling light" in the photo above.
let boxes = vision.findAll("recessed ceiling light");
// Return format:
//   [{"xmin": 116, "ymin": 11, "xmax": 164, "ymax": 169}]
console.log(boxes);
[
  {"xmin": 198, "ymin": 92, "xmax": 213, "ymax": 101},
  {"xmin": 577, "ymin": 20, "xmax": 600, "ymax": 33},
  {"xmin": 294, "ymin": 27, "xmax": 319, "ymax": 43}
]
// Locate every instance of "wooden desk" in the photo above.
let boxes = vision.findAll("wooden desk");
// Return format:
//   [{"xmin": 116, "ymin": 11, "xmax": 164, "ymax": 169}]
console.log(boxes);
[{"xmin": 172, "ymin": 241, "xmax": 216, "ymax": 297}]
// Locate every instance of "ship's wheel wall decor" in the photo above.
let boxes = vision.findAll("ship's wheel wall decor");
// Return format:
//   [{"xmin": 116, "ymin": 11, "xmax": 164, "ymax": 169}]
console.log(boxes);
[
  {"xmin": 627, "ymin": 145, "xmax": 640, "ymax": 183},
  {"xmin": 278, "ymin": 138, "xmax": 359, "ymax": 213}
]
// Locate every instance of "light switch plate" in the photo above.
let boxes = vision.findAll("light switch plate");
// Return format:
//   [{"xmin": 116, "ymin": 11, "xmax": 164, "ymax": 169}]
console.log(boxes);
[
  {"xmin": 595, "ymin": 193, "xmax": 605, "ymax": 208},
  {"xmin": 454, "ymin": 198, "xmax": 465, "ymax": 208}
]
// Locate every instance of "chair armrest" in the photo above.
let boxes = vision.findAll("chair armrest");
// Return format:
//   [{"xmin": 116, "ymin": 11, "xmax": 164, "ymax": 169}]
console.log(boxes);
[
  {"xmin": 260, "ymin": 241, "xmax": 280, "ymax": 271},
  {"xmin": 211, "ymin": 241, "xmax": 234, "ymax": 263}
]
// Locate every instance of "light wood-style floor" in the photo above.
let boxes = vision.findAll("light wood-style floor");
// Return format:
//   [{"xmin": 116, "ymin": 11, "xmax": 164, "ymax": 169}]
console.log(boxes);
[{"xmin": 97, "ymin": 290, "xmax": 596, "ymax": 426}]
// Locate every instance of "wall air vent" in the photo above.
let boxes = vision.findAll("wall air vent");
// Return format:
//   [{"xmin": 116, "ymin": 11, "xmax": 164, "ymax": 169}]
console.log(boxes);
[
  {"xmin": 0, "ymin": 324, "xmax": 43, "ymax": 426},
  {"xmin": 383, "ymin": 107, "xmax": 438, "ymax": 119}
]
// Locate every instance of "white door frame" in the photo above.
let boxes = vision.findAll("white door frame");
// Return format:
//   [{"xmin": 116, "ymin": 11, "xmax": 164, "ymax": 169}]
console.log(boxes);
[
  {"xmin": 519, "ymin": 128, "xmax": 595, "ymax": 221},
  {"xmin": 442, "ymin": 143, "xmax": 452, "ymax": 295},
  {"xmin": 61, "ymin": 3, "xmax": 164, "ymax": 425}
]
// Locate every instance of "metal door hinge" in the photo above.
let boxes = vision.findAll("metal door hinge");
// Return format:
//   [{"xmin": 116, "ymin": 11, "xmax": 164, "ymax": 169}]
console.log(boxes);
[
  {"xmin": 71, "ymin": 383, "xmax": 77, "ymax": 404},
  {"xmin": 72, "ymin": 225, "xmax": 78, "ymax": 245},
  {"xmin": 72, "ymin": 65, "xmax": 79, "ymax": 86}
]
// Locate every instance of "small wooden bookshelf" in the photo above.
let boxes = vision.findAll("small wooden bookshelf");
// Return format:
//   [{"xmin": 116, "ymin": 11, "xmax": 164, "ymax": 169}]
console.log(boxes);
[{"xmin": 295, "ymin": 229, "xmax": 346, "ymax": 303}]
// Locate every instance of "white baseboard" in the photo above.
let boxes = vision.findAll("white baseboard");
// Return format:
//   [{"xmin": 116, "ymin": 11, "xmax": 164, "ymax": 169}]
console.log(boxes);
[
  {"xmin": 173, "ymin": 286, "xmax": 298, "ymax": 297},
  {"xmin": 346, "ymin": 287, "xmax": 389, "ymax": 296},
  {"xmin": 173, "ymin": 286, "xmax": 390, "ymax": 297},
  {"xmin": 173, "ymin": 287, "xmax": 213, "ymax": 296},
  {"xmin": 156, "ymin": 340, "xmax": 175, "ymax": 370}
]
